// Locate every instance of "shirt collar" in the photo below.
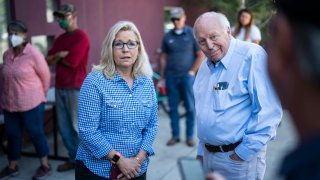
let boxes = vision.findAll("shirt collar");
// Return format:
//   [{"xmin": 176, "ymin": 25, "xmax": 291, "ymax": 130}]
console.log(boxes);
[
  {"xmin": 7, "ymin": 43, "xmax": 32, "ymax": 58},
  {"xmin": 206, "ymin": 37, "xmax": 236, "ymax": 71},
  {"xmin": 171, "ymin": 26, "xmax": 187, "ymax": 35},
  {"xmin": 113, "ymin": 71, "xmax": 145, "ymax": 85}
]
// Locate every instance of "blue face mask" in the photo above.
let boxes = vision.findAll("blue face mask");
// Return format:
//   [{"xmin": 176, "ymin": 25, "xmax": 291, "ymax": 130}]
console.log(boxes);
[{"xmin": 59, "ymin": 19, "xmax": 69, "ymax": 30}]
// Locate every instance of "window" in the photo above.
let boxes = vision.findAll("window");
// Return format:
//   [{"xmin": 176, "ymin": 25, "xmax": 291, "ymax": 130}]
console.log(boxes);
[
  {"xmin": 163, "ymin": 7, "xmax": 175, "ymax": 33},
  {"xmin": 0, "ymin": 0, "xmax": 9, "ymax": 63},
  {"xmin": 46, "ymin": 0, "xmax": 58, "ymax": 23},
  {"xmin": 31, "ymin": 35, "xmax": 54, "ymax": 56}
]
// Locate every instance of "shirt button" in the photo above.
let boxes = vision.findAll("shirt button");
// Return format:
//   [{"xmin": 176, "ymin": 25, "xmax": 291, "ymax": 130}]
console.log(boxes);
[
  {"xmin": 129, "ymin": 94, "xmax": 132, "ymax": 97},
  {"xmin": 132, "ymin": 123, "xmax": 135, "ymax": 125},
  {"xmin": 133, "ymin": 108, "xmax": 135, "ymax": 111}
]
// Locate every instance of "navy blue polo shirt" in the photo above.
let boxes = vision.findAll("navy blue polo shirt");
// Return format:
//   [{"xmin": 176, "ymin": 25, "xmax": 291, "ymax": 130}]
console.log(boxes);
[{"xmin": 161, "ymin": 25, "xmax": 200, "ymax": 77}]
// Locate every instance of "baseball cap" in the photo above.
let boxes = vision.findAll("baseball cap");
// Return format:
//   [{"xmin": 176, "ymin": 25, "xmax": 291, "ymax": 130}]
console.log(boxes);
[
  {"xmin": 170, "ymin": 7, "xmax": 185, "ymax": 19},
  {"xmin": 53, "ymin": 4, "xmax": 76, "ymax": 17},
  {"xmin": 275, "ymin": 0, "xmax": 319, "ymax": 27}
]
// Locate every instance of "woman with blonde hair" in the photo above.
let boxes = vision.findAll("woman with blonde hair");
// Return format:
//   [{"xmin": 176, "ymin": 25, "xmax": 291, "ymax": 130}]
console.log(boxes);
[
  {"xmin": 232, "ymin": 8, "xmax": 261, "ymax": 44},
  {"xmin": 75, "ymin": 21, "xmax": 158, "ymax": 180}
]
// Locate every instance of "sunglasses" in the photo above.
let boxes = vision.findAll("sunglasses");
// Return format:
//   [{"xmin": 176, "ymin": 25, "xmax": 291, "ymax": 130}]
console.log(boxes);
[{"xmin": 171, "ymin": 18, "xmax": 181, "ymax": 22}]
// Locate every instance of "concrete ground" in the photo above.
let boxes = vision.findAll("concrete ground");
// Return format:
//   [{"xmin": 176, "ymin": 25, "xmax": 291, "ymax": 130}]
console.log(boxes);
[{"xmin": 0, "ymin": 108, "xmax": 298, "ymax": 180}]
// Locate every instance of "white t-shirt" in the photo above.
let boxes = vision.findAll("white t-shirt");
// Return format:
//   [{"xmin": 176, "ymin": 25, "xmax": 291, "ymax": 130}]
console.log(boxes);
[{"xmin": 231, "ymin": 25, "xmax": 261, "ymax": 43}]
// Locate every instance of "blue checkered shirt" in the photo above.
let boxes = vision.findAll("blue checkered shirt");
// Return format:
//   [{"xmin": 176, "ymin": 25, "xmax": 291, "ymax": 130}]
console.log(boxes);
[{"xmin": 76, "ymin": 71, "xmax": 158, "ymax": 178}]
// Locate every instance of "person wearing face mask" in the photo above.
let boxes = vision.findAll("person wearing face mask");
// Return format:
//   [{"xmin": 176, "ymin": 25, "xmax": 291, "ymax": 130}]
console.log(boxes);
[
  {"xmin": 0, "ymin": 20, "xmax": 51, "ymax": 180},
  {"xmin": 158, "ymin": 7, "xmax": 204, "ymax": 147},
  {"xmin": 232, "ymin": 8, "xmax": 261, "ymax": 44},
  {"xmin": 46, "ymin": 3, "xmax": 90, "ymax": 172}
]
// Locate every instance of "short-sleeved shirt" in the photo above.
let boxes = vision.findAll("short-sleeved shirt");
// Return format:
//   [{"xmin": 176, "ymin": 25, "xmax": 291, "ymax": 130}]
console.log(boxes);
[
  {"xmin": 48, "ymin": 29, "xmax": 90, "ymax": 89},
  {"xmin": 161, "ymin": 26, "xmax": 200, "ymax": 77},
  {"xmin": 232, "ymin": 25, "xmax": 261, "ymax": 43}
]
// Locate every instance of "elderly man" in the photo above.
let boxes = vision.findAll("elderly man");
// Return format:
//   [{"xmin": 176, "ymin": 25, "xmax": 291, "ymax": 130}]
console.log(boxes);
[
  {"xmin": 268, "ymin": 0, "xmax": 320, "ymax": 179},
  {"xmin": 192, "ymin": 12, "xmax": 282, "ymax": 180}
]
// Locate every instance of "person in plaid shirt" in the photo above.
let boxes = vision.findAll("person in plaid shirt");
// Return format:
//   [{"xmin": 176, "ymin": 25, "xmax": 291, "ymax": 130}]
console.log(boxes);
[{"xmin": 75, "ymin": 21, "xmax": 158, "ymax": 180}]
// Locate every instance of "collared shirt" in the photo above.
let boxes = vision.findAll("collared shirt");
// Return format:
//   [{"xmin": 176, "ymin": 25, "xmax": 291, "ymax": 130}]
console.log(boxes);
[
  {"xmin": 0, "ymin": 43, "xmax": 50, "ymax": 112},
  {"xmin": 279, "ymin": 136, "xmax": 320, "ymax": 180},
  {"xmin": 194, "ymin": 38, "xmax": 282, "ymax": 161},
  {"xmin": 161, "ymin": 25, "xmax": 200, "ymax": 77},
  {"xmin": 76, "ymin": 71, "xmax": 158, "ymax": 178}
]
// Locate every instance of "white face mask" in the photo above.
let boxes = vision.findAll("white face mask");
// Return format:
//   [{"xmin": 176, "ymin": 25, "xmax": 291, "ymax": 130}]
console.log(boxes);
[{"xmin": 9, "ymin": 34, "xmax": 24, "ymax": 47}]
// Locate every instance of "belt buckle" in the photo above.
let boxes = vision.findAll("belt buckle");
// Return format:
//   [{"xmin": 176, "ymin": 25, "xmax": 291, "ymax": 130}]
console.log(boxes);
[{"xmin": 219, "ymin": 145, "xmax": 224, "ymax": 152}]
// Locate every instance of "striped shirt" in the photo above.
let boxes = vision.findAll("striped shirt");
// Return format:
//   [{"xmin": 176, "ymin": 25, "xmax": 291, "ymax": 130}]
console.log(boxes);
[
  {"xmin": 76, "ymin": 71, "xmax": 158, "ymax": 178},
  {"xmin": 0, "ymin": 43, "xmax": 50, "ymax": 112}
]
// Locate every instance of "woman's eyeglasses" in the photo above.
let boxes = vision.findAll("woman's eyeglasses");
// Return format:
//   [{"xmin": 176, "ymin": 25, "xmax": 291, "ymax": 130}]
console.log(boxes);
[{"xmin": 113, "ymin": 40, "xmax": 139, "ymax": 49}]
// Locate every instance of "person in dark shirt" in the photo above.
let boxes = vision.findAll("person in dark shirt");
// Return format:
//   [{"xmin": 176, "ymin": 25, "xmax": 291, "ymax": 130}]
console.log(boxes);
[
  {"xmin": 158, "ymin": 7, "xmax": 204, "ymax": 147},
  {"xmin": 267, "ymin": 0, "xmax": 320, "ymax": 179}
]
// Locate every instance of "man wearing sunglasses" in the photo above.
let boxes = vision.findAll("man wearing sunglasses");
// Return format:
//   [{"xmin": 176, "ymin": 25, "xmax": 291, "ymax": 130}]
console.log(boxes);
[
  {"xmin": 158, "ymin": 7, "xmax": 204, "ymax": 147},
  {"xmin": 46, "ymin": 3, "xmax": 90, "ymax": 172}
]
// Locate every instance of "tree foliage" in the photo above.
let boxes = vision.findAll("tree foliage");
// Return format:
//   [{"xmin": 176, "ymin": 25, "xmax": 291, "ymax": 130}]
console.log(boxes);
[{"xmin": 190, "ymin": 0, "xmax": 275, "ymax": 46}]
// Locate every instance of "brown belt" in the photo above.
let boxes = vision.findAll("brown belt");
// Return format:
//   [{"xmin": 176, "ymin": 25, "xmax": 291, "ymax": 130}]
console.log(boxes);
[{"xmin": 205, "ymin": 141, "xmax": 241, "ymax": 153}]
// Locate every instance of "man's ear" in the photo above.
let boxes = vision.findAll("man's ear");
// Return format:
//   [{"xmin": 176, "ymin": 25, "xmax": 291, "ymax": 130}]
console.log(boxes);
[{"xmin": 226, "ymin": 26, "xmax": 231, "ymax": 37}]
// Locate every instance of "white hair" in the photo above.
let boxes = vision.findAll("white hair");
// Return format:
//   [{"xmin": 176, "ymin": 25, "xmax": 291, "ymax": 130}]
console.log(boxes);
[{"xmin": 193, "ymin": 11, "xmax": 230, "ymax": 37}]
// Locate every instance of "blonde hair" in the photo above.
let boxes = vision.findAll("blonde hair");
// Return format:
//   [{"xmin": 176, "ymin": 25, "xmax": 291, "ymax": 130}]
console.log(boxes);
[{"xmin": 92, "ymin": 21, "xmax": 152, "ymax": 79}]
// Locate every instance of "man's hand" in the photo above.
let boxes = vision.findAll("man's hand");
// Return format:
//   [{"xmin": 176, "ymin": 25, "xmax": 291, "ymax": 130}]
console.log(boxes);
[
  {"xmin": 56, "ymin": 51, "xmax": 69, "ymax": 58},
  {"xmin": 188, "ymin": 70, "xmax": 195, "ymax": 76},
  {"xmin": 206, "ymin": 171, "xmax": 226, "ymax": 180},
  {"xmin": 156, "ymin": 79, "xmax": 165, "ymax": 88},
  {"xmin": 229, "ymin": 153, "xmax": 244, "ymax": 161},
  {"xmin": 46, "ymin": 51, "xmax": 69, "ymax": 65}
]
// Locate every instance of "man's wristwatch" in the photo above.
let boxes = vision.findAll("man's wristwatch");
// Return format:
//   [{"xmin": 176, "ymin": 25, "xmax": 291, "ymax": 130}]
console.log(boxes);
[{"xmin": 111, "ymin": 152, "xmax": 121, "ymax": 164}]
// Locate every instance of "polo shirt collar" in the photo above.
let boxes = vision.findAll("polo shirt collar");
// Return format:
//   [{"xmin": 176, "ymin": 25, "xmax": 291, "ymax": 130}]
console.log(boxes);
[{"xmin": 171, "ymin": 26, "xmax": 187, "ymax": 35}]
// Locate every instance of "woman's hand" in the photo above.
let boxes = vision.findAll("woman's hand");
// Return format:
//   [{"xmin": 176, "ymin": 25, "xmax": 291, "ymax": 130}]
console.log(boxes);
[{"xmin": 117, "ymin": 157, "xmax": 141, "ymax": 179}]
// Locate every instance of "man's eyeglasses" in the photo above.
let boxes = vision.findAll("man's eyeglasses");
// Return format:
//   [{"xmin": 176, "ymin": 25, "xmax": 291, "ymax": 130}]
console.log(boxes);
[
  {"xmin": 113, "ymin": 40, "xmax": 139, "ymax": 49},
  {"xmin": 171, "ymin": 18, "xmax": 180, "ymax": 22}
]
